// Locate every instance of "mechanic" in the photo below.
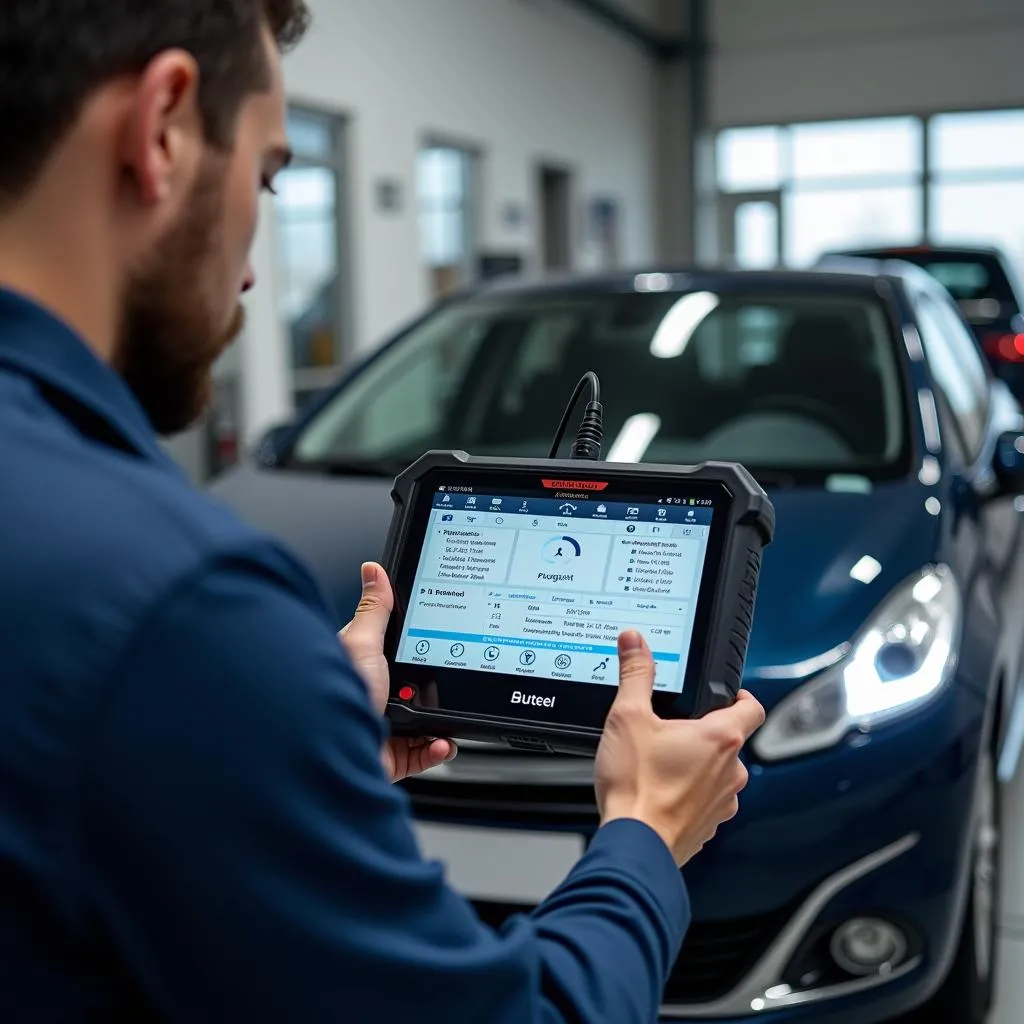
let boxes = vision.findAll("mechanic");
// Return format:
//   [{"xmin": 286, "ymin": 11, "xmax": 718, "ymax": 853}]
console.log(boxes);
[{"xmin": 0, "ymin": 3, "xmax": 765, "ymax": 1021}]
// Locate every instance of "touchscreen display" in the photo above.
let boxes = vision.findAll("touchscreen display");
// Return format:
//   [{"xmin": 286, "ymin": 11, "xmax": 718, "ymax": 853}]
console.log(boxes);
[{"xmin": 396, "ymin": 487, "xmax": 715, "ymax": 693}]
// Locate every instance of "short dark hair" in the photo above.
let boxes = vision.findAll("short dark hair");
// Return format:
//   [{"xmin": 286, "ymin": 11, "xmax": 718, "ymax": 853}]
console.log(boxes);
[{"xmin": 0, "ymin": 0, "xmax": 310, "ymax": 204}]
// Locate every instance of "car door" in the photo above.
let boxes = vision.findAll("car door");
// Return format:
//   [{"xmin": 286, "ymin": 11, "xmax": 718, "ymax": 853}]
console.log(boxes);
[{"xmin": 913, "ymin": 280, "xmax": 1024, "ymax": 753}]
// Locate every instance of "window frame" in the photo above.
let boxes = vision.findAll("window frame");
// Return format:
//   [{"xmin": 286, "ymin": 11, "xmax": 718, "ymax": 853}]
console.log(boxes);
[
  {"xmin": 710, "ymin": 107, "xmax": 1024, "ymax": 272},
  {"xmin": 275, "ymin": 104, "xmax": 352, "ymax": 409},
  {"xmin": 418, "ymin": 138, "xmax": 481, "ymax": 295}
]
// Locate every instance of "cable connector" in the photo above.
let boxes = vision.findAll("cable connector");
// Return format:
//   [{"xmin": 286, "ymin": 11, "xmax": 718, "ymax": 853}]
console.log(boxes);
[
  {"xmin": 547, "ymin": 371, "xmax": 604, "ymax": 461},
  {"xmin": 571, "ymin": 400, "xmax": 604, "ymax": 461}
]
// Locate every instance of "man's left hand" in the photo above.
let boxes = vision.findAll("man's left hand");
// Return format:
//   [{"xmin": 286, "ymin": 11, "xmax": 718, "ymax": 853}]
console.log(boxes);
[{"xmin": 339, "ymin": 562, "xmax": 457, "ymax": 783}]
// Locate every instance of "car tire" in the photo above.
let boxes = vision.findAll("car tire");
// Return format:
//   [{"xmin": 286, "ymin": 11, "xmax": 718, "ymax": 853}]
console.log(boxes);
[{"xmin": 906, "ymin": 749, "xmax": 1001, "ymax": 1023}]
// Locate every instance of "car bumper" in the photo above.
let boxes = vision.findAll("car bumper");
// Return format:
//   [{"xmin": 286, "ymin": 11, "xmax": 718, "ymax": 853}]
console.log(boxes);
[{"xmin": 406, "ymin": 679, "xmax": 986, "ymax": 1022}]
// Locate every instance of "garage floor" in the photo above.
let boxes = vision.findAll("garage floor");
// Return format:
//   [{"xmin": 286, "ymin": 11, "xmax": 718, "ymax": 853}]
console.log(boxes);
[{"xmin": 993, "ymin": 762, "xmax": 1024, "ymax": 1022}]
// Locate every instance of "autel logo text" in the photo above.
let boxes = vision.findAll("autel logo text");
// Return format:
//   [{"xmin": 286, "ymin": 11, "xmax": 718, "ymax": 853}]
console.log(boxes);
[{"xmin": 511, "ymin": 691, "xmax": 556, "ymax": 708}]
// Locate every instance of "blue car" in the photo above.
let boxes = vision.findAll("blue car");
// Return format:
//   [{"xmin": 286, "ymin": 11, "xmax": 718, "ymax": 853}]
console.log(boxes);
[{"xmin": 211, "ymin": 263, "xmax": 1024, "ymax": 1023}]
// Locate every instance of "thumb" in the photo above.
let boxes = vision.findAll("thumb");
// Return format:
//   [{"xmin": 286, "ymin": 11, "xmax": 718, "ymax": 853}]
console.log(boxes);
[
  {"xmin": 614, "ymin": 630, "xmax": 656, "ymax": 709},
  {"xmin": 340, "ymin": 563, "xmax": 393, "ymax": 652}
]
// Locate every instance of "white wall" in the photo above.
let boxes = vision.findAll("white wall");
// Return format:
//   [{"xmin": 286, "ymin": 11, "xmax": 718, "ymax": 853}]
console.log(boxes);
[
  {"xmin": 711, "ymin": 0, "xmax": 1024, "ymax": 127},
  {"xmin": 282, "ymin": 0, "xmax": 660, "ymax": 352}
]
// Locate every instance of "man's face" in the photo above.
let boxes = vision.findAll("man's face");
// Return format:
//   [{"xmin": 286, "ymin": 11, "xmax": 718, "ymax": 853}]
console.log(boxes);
[{"xmin": 116, "ymin": 29, "xmax": 291, "ymax": 436}]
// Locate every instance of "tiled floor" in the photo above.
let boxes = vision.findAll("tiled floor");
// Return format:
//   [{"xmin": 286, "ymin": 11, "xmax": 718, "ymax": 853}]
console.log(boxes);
[{"xmin": 991, "ymin": 762, "xmax": 1024, "ymax": 1022}]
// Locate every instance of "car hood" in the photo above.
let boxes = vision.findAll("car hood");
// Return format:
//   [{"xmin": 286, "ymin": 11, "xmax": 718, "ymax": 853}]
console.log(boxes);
[
  {"xmin": 748, "ymin": 482, "xmax": 939, "ymax": 689},
  {"xmin": 210, "ymin": 465, "xmax": 940, "ymax": 696},
  {"xmin": 209, "ymin": 464, "xmax": 396, "ymax": 621}
]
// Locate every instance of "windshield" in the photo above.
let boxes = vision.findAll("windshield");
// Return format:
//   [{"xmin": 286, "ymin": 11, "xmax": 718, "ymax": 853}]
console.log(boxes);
[{"xmin": 290, "ymin": 288, "xmax": 910, "ymax": 483}]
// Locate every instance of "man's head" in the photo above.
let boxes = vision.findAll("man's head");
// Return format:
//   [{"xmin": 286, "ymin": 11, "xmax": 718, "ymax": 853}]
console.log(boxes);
[{"xmin": 0, "ymin": 1, "xmax": 309, "ymax": 434}]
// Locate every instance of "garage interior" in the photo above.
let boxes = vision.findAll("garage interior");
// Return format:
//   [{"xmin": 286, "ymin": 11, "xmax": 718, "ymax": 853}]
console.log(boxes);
[{"xmin": 170, "ymin": 1, "xmax": 1024, "ymax": 1021}]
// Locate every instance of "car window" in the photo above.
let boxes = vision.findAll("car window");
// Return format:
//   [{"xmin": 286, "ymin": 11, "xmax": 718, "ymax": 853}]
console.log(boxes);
[
  {"xmin": 913, "ymin": 289, "xmax": 990, "ymax": 459},
  {"xmin": 925, "ymin": 262, "xmax": 986, "ymax": 295},
  {"xmin": 919, "ymin": 257, "xmax": 1017, "ymax": 324},
  {"xmin": 291, "ymin": 288, "xmax": 911, "ymax": 484},
  {"xmin": 294, "ymin": 309, "xmax": 489, "ymax": 461},
  {"xmin": 839, "ymin": 249, "xmax": 1021, "ymax": 322}
]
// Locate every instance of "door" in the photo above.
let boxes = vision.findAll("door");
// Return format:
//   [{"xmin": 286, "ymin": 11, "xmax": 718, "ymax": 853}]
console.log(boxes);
[
  {"xmin": 539, "ymin": 165, "xmax": 573, "ymax": 272},
  {"xmin": 718, "ymin": 192, "xmax": 782, "ymax": 269}
]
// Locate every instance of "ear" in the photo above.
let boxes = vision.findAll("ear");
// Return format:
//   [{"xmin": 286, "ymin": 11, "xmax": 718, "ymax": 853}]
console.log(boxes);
[{"xmin": 121, "ymin": 50, "xmax": 203, "ymax": 206}]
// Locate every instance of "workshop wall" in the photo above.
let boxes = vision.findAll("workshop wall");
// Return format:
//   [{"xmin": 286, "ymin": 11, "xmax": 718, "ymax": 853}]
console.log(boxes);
[{"xmin": 285, "ymin": 0, "xmax": 661, "ymax": 351}]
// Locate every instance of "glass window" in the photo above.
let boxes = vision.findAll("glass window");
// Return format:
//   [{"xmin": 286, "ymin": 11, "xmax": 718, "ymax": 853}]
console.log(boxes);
[
  {"xmin": 734, "ymin": 201, "xmax": 779, "ymax": 269},
  {"xmin": 276, "ymin": 165, "xmax": 341, "ymax": 371},
  {"xmin": 716, "ymin": 127, "xmax": 785, "ymax": 192},
  {"xmin": 914, "ymin": 290, "xmax": 989, "ymax": 458},
  {"xmin": 931, "ymin": 292, "xmax": 991, "ymax": 399},
  {"xmin": 790, "ymin": 117, "xmax": 922, "ymax": 182},
  {"xmin": 419, "ymin": 145, "xmax": 477, "ymax": 297},
  {"xmin": 291, "ymin": 288, "xmax": 909, "ymax": 482},
  {"xmin": 287, "ymin": 109, "xmax": 335, "ymax": 161},
  {"xmin": 274, "ymin": 106, "xmax": 348, "ymax": 395},
  {"xmin": 930, "ymin": 110, "xmax": 1024, "ymax": 176},
  {"xmin": 921, "ymin": 260, "xmax": 991, "ymax": 298},
  {"xmin": 930, "ymin": 179, "xmax": 1024, "ymax": 276},
  {"xmin": 785, "ymin": 185, "xmax": 921, "ymax": 266},
  {"xmin": 419, "ymin": 146, "xmax": 472, "ymax": 267},
  {"xmin": 736, "ymin": 306, "xmax": 785, "ymax": 366}
]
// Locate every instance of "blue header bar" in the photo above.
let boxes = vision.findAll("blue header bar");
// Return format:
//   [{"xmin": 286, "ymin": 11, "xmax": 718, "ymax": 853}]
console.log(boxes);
[{"xmin": 431, "ymin": 491, "xmax": 714, "ymax": 525}]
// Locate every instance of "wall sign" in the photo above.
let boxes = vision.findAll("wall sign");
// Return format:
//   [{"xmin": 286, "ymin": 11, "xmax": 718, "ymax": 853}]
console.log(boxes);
[{"xmin": 375, "ymin": 178, "xmax": 404, "ymax": 213}]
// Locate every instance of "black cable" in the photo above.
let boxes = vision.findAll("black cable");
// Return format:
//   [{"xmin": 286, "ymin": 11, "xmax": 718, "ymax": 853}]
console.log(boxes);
[{"xmin": 547, "ymin": 371, "xmax": 604, "ymax": 461}]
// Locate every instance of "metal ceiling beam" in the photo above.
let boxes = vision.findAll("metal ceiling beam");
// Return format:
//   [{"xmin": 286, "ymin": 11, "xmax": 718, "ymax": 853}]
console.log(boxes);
[{"xmin": 555, "ymin": 0, "xmax": 694, "ymax": 60}]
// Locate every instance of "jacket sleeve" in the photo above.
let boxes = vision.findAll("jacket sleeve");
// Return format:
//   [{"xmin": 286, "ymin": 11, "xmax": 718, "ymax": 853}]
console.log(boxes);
[{"xmin": 81, "ymin": 552, "xmax": 690, "ymax": 1024}]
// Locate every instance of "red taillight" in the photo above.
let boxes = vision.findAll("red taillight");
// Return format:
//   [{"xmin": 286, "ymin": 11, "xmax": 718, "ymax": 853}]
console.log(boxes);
[{"xmin": 982, "ymin": 331, "xmax": 1024, "ymax": 362}]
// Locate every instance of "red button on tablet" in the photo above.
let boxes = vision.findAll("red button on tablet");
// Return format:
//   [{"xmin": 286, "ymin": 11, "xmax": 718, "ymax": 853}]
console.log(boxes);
[{"xmin": 398, "ymin": 686, "xmax": 415, "ymax": 701}]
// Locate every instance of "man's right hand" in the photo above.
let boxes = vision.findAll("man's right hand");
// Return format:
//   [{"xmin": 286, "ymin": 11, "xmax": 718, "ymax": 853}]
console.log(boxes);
[{"xmin": 594, "ymin": 630, "xmax": 765, "ymax": 867}]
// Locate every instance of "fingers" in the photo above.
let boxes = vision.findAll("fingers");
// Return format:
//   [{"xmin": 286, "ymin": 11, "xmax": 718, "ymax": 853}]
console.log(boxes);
[
  {"xmin": 397, "ymin": 738, "xmax": 457, "ymax": 780},
  {"xmin": 614, "ymin": 630, "xmax": 655, "ymax": 709},
  {"xmin": 725, "ymin": 690, "xmax": 767, "ymax": 739},
  {"xmin": 339, "ymin": 563, "xmax": 393, "ymax": 650}
]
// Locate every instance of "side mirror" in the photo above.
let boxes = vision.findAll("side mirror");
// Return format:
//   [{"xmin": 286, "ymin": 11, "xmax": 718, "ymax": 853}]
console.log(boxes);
[
  {"xmin": 994, "ymin": 431, "xmax": 1024, "ymax": 493},
  {"xmin": 255, "ymin": 423, "xmax": 293, "ymax": 468}
]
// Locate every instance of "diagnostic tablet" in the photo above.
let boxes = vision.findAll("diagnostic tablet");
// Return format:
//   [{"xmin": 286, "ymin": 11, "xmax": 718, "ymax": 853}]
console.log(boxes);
[{"xmin": 382, "ymin": 452, "xmax": 774, "ymax": 754}]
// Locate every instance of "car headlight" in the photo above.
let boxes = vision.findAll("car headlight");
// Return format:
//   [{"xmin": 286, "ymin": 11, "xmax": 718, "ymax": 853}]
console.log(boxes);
[{"xmin": 753, "ymin": 566, "xmax": 961, "ymax": 761}]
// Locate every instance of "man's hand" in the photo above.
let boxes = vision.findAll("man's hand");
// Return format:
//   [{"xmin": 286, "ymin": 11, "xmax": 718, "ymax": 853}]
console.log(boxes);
[
  {"xmin": 339, "ymin": 562, "xmax": 457, "ymax": 783},
  {"xmin": 595, "ymin": 631, "xmax": 765, "ymax": 867}
]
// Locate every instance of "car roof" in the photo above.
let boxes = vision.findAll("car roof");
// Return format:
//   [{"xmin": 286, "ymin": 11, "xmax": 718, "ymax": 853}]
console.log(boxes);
[
  {"xmin": 829, "ymin": 243, "xmax": 1005, "ymax": 259},
  {"xmin": 463, "ymin": 265, "xmax": 904, "ymax": 300}
]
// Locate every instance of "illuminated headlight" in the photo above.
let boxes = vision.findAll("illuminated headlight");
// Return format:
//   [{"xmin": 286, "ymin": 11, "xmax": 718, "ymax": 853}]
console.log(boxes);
[{"xmin": 754, "ymin": 566, "xmax": 961, "ymax": 761}]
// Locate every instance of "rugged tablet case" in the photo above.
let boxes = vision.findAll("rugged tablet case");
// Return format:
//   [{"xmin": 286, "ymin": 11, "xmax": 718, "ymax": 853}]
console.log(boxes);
[{"xmin": 381, "ymin": 451, "xmax": 775, "ymax": 752}]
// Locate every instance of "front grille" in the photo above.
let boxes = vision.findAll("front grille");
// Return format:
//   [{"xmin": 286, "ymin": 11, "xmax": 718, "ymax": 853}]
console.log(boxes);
[
  {"xmin": 402, "ymin": 778, "xmax": 600, "ymax": 829},
  {"xmin": 472, "ymin": 899, "xmax": 791, "ymax": 1005},
  {"xmin": 663, "ymin": 904, "xmax": 791, "ymax": 1003}
]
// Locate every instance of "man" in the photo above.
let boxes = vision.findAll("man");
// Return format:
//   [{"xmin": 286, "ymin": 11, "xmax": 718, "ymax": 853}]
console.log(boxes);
[{"xmin": 0, "ymin": 2, "xmax": 765, "ymax": 1021}]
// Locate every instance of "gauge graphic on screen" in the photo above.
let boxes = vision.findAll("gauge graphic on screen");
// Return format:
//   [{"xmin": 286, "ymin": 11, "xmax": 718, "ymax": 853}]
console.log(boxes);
[{"xmin": 541, "ymin": 535, "xmax": 582, "ymax": 565}]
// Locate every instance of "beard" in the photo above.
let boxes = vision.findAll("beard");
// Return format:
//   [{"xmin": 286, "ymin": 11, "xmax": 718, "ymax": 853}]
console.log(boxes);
[{"xmin": 114, "ymin": 157, "xmax": 246, "ymax": 437}]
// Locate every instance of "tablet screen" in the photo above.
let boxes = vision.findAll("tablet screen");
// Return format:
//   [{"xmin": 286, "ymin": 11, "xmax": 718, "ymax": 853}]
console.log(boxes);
[{"xmin": 395, "ymin": 486, "xmax": 715, "ymax": 694}]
